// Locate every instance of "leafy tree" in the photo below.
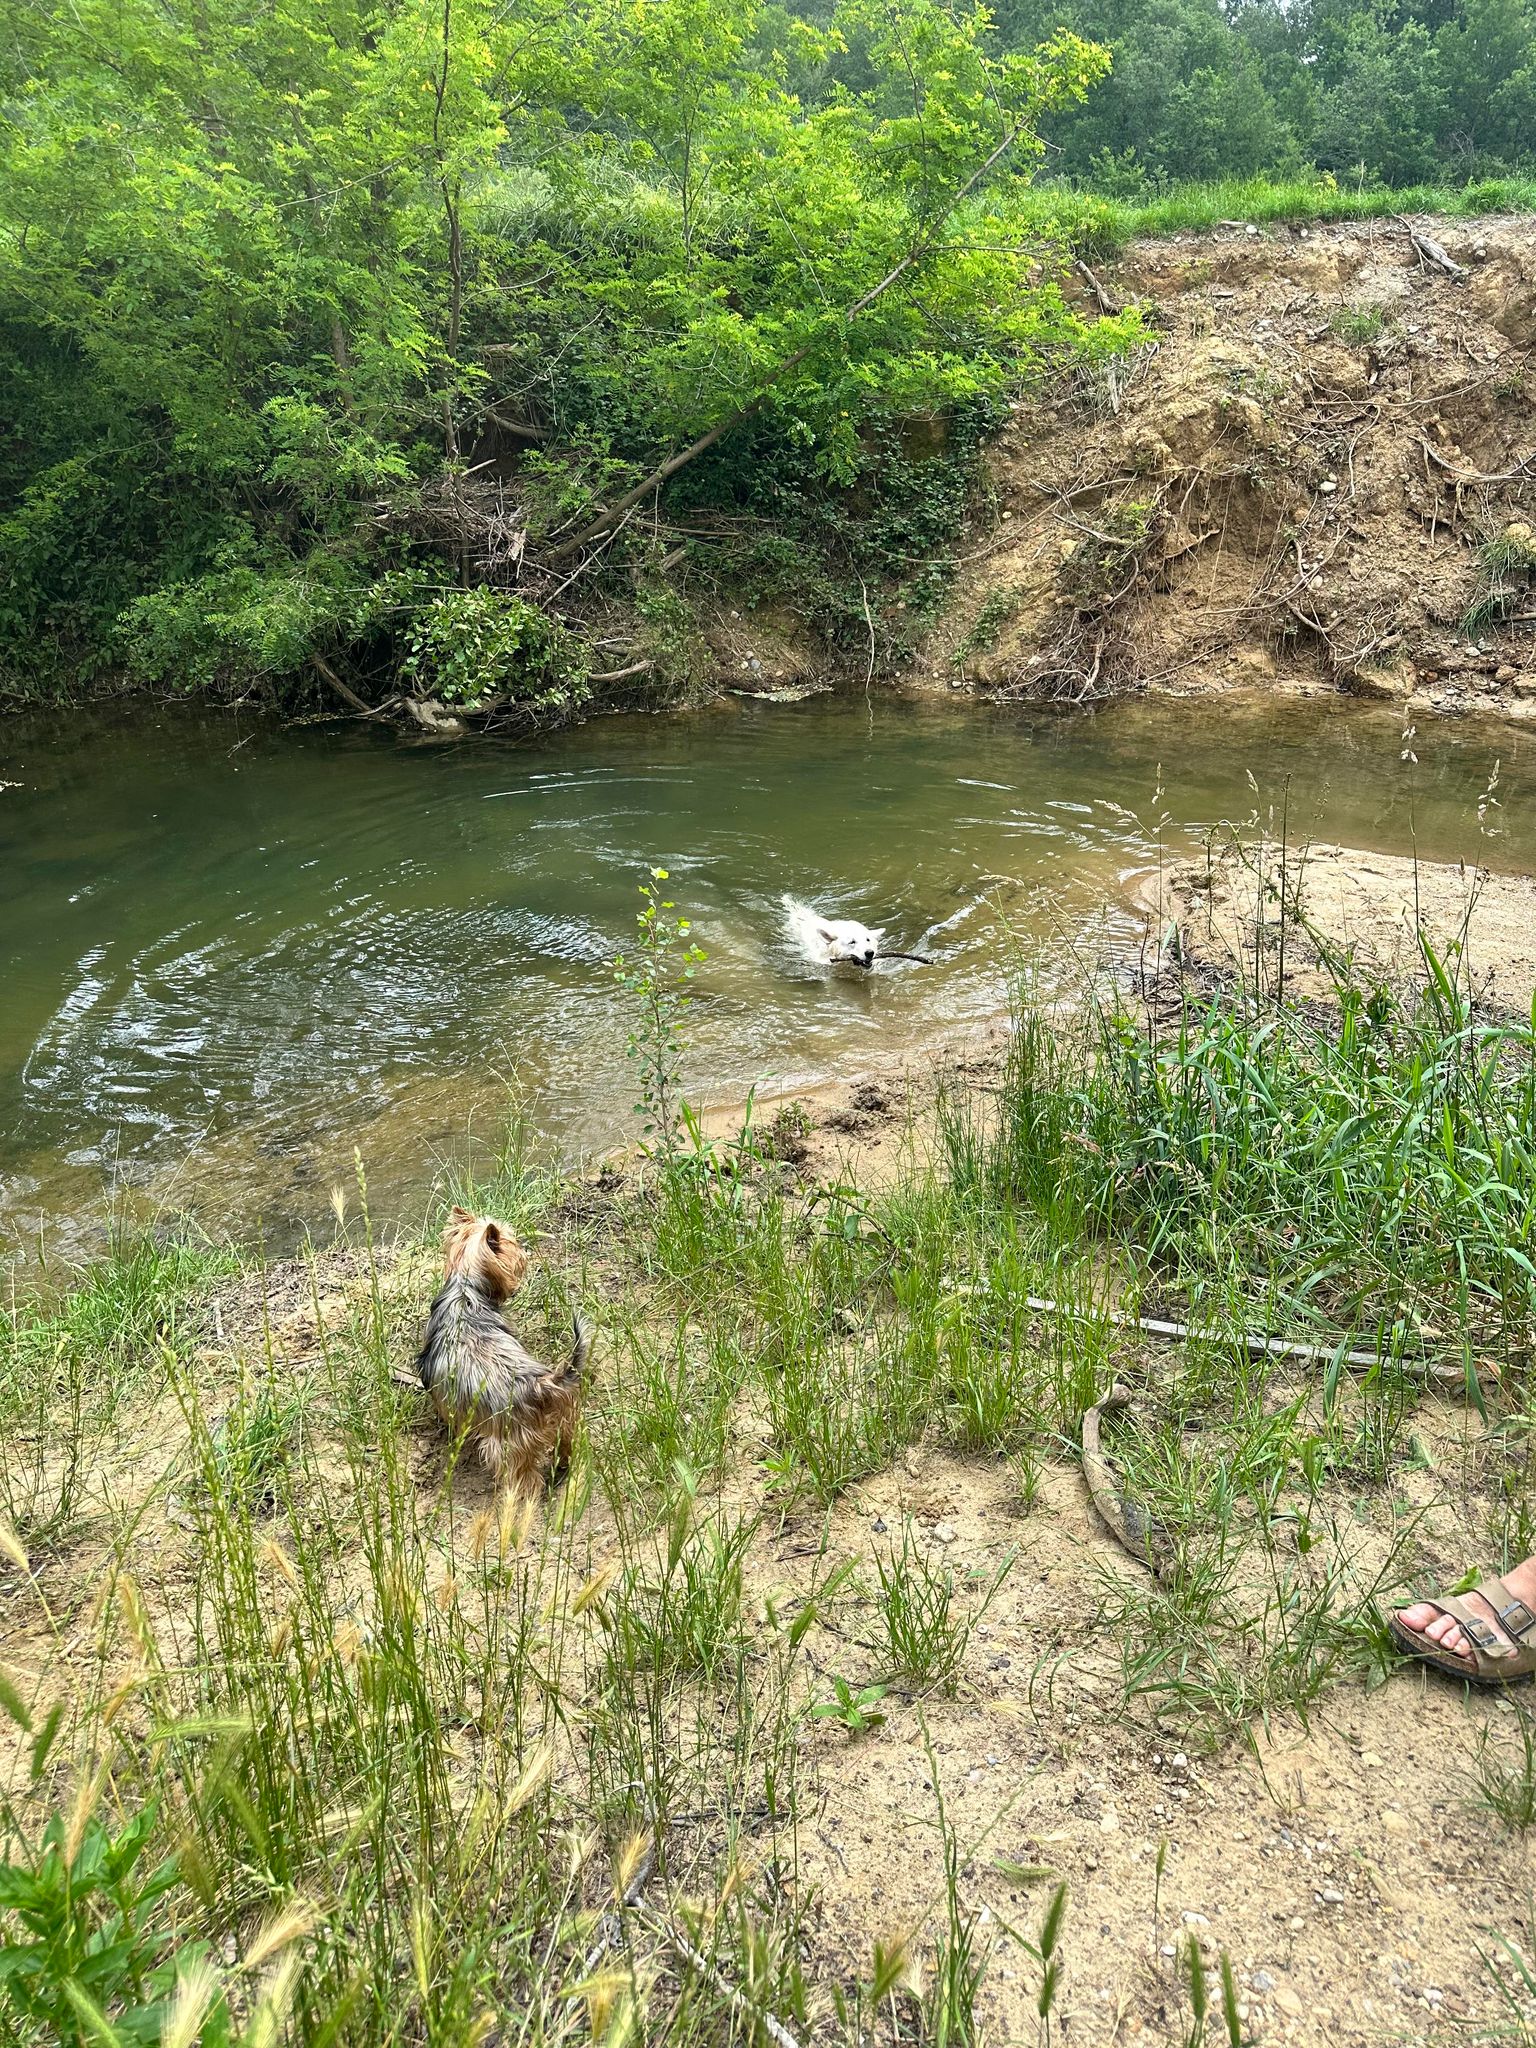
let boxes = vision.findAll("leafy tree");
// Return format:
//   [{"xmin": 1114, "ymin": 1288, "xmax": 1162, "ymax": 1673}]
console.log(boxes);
[
  {"xmin": 0, "ymin": 0, "xmax": 1119, "ymax": 705},
  {"xmin": 1313, "ymin": 10, "xmax": 1448, "ymax": 184}
]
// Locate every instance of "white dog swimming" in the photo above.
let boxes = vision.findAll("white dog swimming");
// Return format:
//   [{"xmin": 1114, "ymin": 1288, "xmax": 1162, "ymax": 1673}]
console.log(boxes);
[{"xmin": 782, "ymin": 896, "xmax": 886, "ymax": 970}]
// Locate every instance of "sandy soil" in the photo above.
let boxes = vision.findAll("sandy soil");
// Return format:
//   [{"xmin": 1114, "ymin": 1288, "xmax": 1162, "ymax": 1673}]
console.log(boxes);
[
  {"xmin": 926, "ymin": 212, "xmax": 1536, "ymax": 726},
  {"xmin": 1152, "ymin": 834, "xmax": 1536, "ymax": 1013}
]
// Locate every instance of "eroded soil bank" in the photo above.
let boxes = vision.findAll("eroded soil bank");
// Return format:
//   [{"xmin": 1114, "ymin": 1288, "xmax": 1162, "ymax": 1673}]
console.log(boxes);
[{"xmin": 923, "ymin": 211, "xmax": 1536, "ymax": 723}]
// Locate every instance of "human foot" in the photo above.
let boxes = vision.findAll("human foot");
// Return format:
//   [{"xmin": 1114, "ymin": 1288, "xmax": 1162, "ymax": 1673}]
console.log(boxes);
[{"xmin": 1391, "ymin": 1556, "xmax": 1536, "ymax": 1682}]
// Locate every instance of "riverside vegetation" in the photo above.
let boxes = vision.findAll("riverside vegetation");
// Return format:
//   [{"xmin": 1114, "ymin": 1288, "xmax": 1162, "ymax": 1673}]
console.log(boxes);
[
  {"xmin": 9, "ymin": 0, "xmax": 1536, "ymax": 726},
  {"xmin": 6, "ymin": 865, "xmax": 1536, "ymax": 2043}
]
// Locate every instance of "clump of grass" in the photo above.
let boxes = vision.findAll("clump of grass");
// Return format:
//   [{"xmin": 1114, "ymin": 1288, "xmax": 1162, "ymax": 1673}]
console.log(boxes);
[
  {"xmin": 1475, "ymin": 1706, "xmax": 1536, "ymax": 1831},
  {"xmin": 1, "ymin": 1230, "xmax": 236, "ymax": 1541},
  {"xmin": 1463, "ymin": 521, "xmax": 1536, "ymax": 636},
  {"xmin": 3, "ymin": 1231, "xmax": 233, "ymax": 1420},
  {"xmin": 959, "ymin": 950, "xmax": 1536, "ymax": 1353},
  {"xmin": 1329, "ymin": 303, "xmax": 1386, "ymax": 344},
  {"xmin": 874, "ymin": 1522, "xmax": 1013, "ymax": 1694}
]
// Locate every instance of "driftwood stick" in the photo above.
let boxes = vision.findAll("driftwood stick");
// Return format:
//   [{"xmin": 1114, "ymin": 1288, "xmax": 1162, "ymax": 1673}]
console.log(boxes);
[
  {"xmin": 311, "ymin": 653, "xmax": 393, "ymax": 719},
  {"xmin": 587, "ymin": 659, "xmax": 654, "ymax": 685},
  {"xmin": 1399, "ymin": 220, "xmax": 1467, "ymax": 282},
  {"xmin": 581, "ymin": 1827, "xmax": 806, "ymax": 2048},
  {"xmin": 1419, "ymin": 438, "xmax": 1536, "ymax": 487},
  {"xmin": 1074, "ymin": 257, "xmax": 1122, "ymax": 316},
  {"xmin": 634, "ymin": 1905, "xmax": 805, "ymax": 2048},
  {"xmin": 1081, "ymin": 1383, "xmax": 1169, "ymax": 1575},
  {"xmin": 1025, "ymin": 1294, "xmax": 1468, "ymax": 1388}
]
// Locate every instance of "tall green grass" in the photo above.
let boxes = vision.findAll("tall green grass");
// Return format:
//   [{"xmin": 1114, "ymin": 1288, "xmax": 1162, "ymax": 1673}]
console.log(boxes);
[
  {"xmin": 956, "ymin": 959, "xmax": 1536, "ymax": 1358},
  {"xmin": 1011, "ymin": 173, "xmax": 1536, "ymax": 258}
]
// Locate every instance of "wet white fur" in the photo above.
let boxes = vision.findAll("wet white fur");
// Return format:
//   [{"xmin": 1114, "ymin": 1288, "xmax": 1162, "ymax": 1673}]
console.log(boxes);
[{"xmin": 782, "ymin": 896, "xmax": 885, "ymax": 968}]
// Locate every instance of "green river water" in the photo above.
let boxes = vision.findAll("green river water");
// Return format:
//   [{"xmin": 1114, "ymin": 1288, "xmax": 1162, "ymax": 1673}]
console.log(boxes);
[{"xmin": 2, "ymin": 691, "xmax": 1531, "ymax": 1260}]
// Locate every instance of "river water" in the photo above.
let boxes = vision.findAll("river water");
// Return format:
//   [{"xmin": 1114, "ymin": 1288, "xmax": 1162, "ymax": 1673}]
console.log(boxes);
[{"xmin": 2, "ymin": 691, "xmax": 1530, "ymax": 1259}]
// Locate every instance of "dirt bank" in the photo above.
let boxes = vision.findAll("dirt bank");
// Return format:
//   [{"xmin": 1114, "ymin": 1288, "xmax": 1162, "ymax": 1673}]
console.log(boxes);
[{"xmin": 928, "ymin": 212, "xmax": 1536, "ymax": 723}]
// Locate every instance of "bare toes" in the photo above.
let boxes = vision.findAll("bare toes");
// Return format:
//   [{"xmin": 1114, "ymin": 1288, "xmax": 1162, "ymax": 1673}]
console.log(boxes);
[{"xmin": 1396, "ymin": 1602, "xmax": 1438, "ymax": 1631}]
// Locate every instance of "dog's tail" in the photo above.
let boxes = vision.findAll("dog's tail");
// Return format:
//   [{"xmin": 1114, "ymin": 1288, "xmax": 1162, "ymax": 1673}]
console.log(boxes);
[{"xmin": 568, "ymin": 1313, "xmax": 593, "ymax": 1382}]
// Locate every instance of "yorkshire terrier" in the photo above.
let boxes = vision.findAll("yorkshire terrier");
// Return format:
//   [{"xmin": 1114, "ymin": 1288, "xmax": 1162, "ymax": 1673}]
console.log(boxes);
[{"xmin": 417, "ymin": 1206, "xmax": 589, "ymax": 1498}]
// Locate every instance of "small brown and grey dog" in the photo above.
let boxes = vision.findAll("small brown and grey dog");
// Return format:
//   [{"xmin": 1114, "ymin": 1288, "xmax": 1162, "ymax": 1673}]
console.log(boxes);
[{"xmin": 417, "ymin": 1206, "xmax": 589, "ymax": 1498}]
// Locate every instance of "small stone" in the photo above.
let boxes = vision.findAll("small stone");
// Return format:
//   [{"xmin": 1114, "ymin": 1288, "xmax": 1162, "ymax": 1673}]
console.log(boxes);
[
  {"xmin": 933, "ymin": 1521, "xmax": 957, "ymax": 1544},
  {"xmin": 1253, "ymin": 1971, "xmax": 1275, "ymax": 1994},
  {"xmin": 1160, "ymin": 1943, "xmax": 1177, "ymax": 1958},
  {"xmin": 1380, "ymin": 1811, "xmax": 1410, "ymax": 1836},
  {"xmin": 1288, "ymin": 1916, "xmax": 1306, "ymax": 1931},
  {"xmin": 1317, "ymin": 1888, "xmax": 1345, "ymax": 1905},
  {"xmin": 1100, "ymin": 1803, "xmax": 1120, "ymax": 1833},
  {"xmin": 871, "ymin": 1517, "xmax": 887, "ymax": 1534},
  {"xmin": 1360, "ymin": 1751, "xmax": 1385, "ymax": 1768},
  {"xmin": 1319, "ymin": 479, "xmax": 1337, "ymax": 495},
  {"xmin": 1182, "ymin": 1911, "xmax": 1210, "ymax": 1926},
  {"xmin": 1273, "ymin": 1987, "xmax": 1303, "ymax": 2018}
]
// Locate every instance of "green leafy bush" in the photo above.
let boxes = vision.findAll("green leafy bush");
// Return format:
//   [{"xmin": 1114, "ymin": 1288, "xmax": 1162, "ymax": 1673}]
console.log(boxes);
[
  {"xmin": 0, "ymin": 1800, "xmax": 225, "ymax": 2047},
  {"xmin": 398, "ymin": 588, "xmax": 592, "ymax": 710}
]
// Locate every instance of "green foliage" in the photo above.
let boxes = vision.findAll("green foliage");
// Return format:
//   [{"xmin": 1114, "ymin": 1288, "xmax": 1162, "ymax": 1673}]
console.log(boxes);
[
  {"xmin": 952, "ymin": 584, "xmax": 1031, "ymax": 669},
  {"xmin": 1, "ymin": 0, "xmax": 1115, "ymax": 706},
  {"xmin": 399, "ymin": 588, "xmax": 591, "ymax": 709},
  {"xmin": 0, "ymin": 1798, "xmax": 226, "ymax": 2048},
  {"xmin": 612, "ymin": 868, "xmax": 707, "ymax": 1151},
  {"xmin": 810, "ymin": 1676, "xmax": 889, "ymax": 1734},
  {"xmin": 990, "ymin": 0, "xmax": 1536, "ymax": 192}
]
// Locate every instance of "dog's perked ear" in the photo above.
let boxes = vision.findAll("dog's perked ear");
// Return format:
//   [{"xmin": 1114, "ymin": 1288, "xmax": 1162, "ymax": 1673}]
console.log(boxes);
[
  {"xmin": 449, "ymin": 1205, "xmax": 473, "ymax": 1225},
  {"xmin": 484, "ymin": 1222, "xmax": 503, "ymax": 1252},
  {"xmin": 815, "ymin": 921, "xmax": 839, "ymax": 945}
]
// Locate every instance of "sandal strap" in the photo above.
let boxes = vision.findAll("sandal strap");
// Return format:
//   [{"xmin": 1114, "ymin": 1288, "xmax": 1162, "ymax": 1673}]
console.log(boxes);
[{"xmin": 1476, "ymin": 1575, "xmax": 1536, "ymax": 1644}]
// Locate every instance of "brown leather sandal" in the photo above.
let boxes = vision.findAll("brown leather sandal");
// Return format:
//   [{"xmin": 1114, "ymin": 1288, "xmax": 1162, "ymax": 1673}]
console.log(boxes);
[{"xmin": 1388, "ymin": 1574, "xmax": 1536, "ymax": 1685}]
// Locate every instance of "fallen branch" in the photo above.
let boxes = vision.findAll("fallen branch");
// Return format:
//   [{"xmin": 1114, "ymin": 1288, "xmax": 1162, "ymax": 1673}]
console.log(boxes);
[
  {"xmin": 587, "ymin": 659, "xmax": 654, "ymax": 685},
  {"xmin": 1074, "ymin": 257, "xmax": 1122, "ymax": 317},
  {"xmin": 1419, "ymin": 437, "xmax": 1536, "ymax": 486},
  {"xmin": 634, "ymin": 1905, "xmax": 805, "ymax": 2048},
  {"xmin": 311, "ymin": 653, "xmax": 394, "ymax": 720},
  {"xmin": 1025, "ymin": 1293, "xmax": 1469, "ymax": 1388},
  {"xmin": 1399, "ymin": 220, "xmax": 1467, "ymax": 283}
]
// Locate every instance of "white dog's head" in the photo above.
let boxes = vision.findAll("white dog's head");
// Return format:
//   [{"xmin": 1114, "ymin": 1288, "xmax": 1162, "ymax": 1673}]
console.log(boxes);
[
  {"xmin": 784, "ymin": 898, "xmax": 884, "ymax": 969},
  {"xmin": 817, "ymin": 917, "xmax": 884, "ymax": 968}
]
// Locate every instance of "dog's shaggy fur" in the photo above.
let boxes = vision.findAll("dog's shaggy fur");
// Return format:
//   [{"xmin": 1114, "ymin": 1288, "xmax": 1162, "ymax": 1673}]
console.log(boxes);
[
  {"xmin": 782, "ymin": 896, "xmax": 885, "ymax": 969},
  {"xmin": 417, "ymin": 1206, "xmax": 589, "ymax": 1498}
]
